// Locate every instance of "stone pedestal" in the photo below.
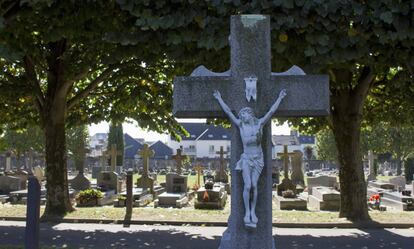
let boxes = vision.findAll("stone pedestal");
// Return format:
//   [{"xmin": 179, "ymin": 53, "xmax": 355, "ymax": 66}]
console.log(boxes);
[
  {"xmin": 274, "ymin": 195, "xmax": 307, "ymax": 210},
  {"xmin": 308, "ymin": 187, "xmax": 340, "ymax": 211}
]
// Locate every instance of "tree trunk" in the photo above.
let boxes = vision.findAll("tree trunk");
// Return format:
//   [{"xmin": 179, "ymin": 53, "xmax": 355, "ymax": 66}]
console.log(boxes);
[
  {"xmin": 43, "ymin": 104, "xmax": 74, "ymax": 217},
  {"xmin": 332, "ymin": 113, "xmax": 370, "ymax": 221},
  {"xmin": 330, "ymin": 68, "xmax": 374, "ymax": 222}
]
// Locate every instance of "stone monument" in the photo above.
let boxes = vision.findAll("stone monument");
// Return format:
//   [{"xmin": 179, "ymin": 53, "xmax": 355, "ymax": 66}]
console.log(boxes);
[
  {"xmin": 107, "ymin": 144, "xmax": 123, "ymax": 173},
  {"xmin": 172, "ymin": 148, "xmax": 186, "ymax": 175},
  {"xmin": 367, "ymin": 150, "xmax": 377, "ymax": 182},
  {"xmin": 136, "ymin": 144, "xmax": 155, "ymax": 194},
  {"xmin": 173, "ymin": 15, "xmax": 329, "ymax": 249},
  {"xmin": 276, "ymin": 145, "xmax": 297, "ymax": 196},
  {"xmin": 215, "ymin": 146, "xmax": 229, "ymax": 183}
]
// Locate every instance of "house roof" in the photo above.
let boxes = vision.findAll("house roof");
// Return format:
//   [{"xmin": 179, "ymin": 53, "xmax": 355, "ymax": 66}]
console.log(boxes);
[
  {"xmin": 175, "ymin": 123, "xmax": 231, "ymax": 141},
  {"xmin": 271, "ymin": 135, "xmax": 300, "ymax": 146},
  {"xmin": 124, "ymin": 133, "xmax": 143, "ymax": 159},
  {"xmin": 150, "ymin": 141, "xmax": 173, "ymax": 159},
  {"xmin": 298, "ymin": 135, "xmax": 315, "ymax": 144}
]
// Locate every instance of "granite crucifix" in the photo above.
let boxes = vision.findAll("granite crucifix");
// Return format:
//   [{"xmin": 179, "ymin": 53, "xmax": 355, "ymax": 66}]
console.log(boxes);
[{"xmin": 173, "ymin": 15, "xmax": 329, "ymax": 249}]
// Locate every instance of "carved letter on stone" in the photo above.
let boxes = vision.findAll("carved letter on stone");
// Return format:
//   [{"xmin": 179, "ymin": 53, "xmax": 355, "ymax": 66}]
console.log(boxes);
[{"xmin": 244, "ymin": 76, "xmax": 257, "ymax": 102}]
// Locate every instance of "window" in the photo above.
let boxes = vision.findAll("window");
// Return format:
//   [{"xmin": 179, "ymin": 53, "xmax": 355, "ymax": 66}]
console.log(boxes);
[
  {"xmin": 190, "ymin": 134, "xmax": 196, "ymax": 138},
  {"xmin": 209, "ymin": 145, "xmax": 215, "ymax": 153},
  {"xmin": 208, "ymin": 134, "xmax": 213, "ymax": 138},
  {"xmin": 222, "ymin": 135, "xmax": 228, "ymax": 138}
]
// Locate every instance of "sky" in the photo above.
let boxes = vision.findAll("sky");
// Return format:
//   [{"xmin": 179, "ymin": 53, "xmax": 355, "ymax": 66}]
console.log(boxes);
[{"xmin": 89, "ymin": 119, "xmax": 291, "ymax": 143}]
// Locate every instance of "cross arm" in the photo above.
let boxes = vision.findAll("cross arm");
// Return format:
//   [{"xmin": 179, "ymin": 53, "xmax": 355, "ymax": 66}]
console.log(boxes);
[
  {"xmin": 264, "ymin": 75, "xmax": 330, "ymax": 117},
  {"xmin": 173, "ymin": 76, "xmax": 232, "ymax": 118}
]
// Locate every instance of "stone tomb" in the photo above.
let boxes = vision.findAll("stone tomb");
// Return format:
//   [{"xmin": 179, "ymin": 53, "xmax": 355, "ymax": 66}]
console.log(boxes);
[
  {"xmin": 380, "ymin": 191, "xmax": 414, "ymax": 211},
  {"xmin": 96, "ymin": 171, "xmax": 125, "ymax": 205},
  {"xmin": 8, "ymin": 188, "xmax": 47, "ymax": 205},
  {"xmin": 307, "ymin": 175, "xmax": 338, "ymax": 195},
  {"xmin": 0, "ymin": 175, "xmax": 24, "ymax": 194},
  {"xmin": 308, "ymin": 186, "xmax": 340, "ymax": 211},
  {"xmin": 155, "ymin": 173, "xmax": 188, "ymax": 208},
  {"xmin": 195, "ymin": 182, "xmax": 228, "ymax": 209},
  {"xmin": 115, "ymin": 187, "xmax": 153, "ymax": 207},
  {"xmin": 389, "ymin": 176, "xmax": 406, "ymax": 191}
]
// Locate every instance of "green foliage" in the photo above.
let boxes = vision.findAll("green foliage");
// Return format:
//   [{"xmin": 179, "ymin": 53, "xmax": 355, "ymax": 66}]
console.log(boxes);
[
  {"xmin": 77, "ymin": 189, "xmax": 103, "ymax": 202},
  {"xmin": 107, "ymin": 122, "xmax": 124, "ymax": 166},
  {"xmin": 315, "ymin": 129, "xmax": 337, "ymax": 162},
  {"xmin": 2, "ymin": 125, "xmax": 44, "ymax": 157},
  {"xmin": 66, "ymin": 125, "xmax": 88, "ymax": 171}
]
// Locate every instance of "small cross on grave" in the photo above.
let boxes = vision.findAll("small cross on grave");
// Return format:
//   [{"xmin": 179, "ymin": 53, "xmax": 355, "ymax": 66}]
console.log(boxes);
[
  {"xmin": 216, "ymin": 146, "xmax": 228, "ymax": 183},
  {"xmin": 106, "ymin": 144, "xmax": 122, "ymax": 172},
  {"xmin": 136, "ymin": 144, "xmax": 155, "ymax": 193},
  {"xmin": 277, "ymin": 145, "xmax": 299, "ymax": 196},
  {"xmin": 138, "ymin": 144, "xmax": 155, "ymax": 178},
  {"xmin": 194, "ymin": 163, "xmax": 204, "ymax": 187},
  {"xmin": 173, "ymin": 15, "xmax": 329, "ymax": 249},
  {"xmin": 172, "ymin": 149, "xmax": 187, "ymax": 175}
]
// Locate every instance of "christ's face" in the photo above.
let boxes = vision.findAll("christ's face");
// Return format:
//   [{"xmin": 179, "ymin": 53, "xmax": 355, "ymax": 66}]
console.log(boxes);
[{"xmin": 240, "ymin": 111, "xmax": 253, "ymax": 123}]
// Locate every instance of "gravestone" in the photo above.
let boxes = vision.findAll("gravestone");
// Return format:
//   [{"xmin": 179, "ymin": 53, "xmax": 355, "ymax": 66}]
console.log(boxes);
[
  {"xmin": 173, "ymin": 15, "xmax": 329, "ymax": 249},
  {"xmin": 195, "ymin": 182, "xmax": 228, "ymax": 209},
  {"xmin": 276, "ymin": 145, "xmax": 297, "ymax": 196},
  {"xmin": 136, "ymin": 144, "xmax": 155, "ymax": 194},
  {"xmin": 290, "ymin": 151, "xmax": 305, "ymax": 188},
  {"xmin": 69, "ymin": 153, "xmax": 90, "ymax": 191},
  {"xmin": 155, "ymin": 172, "xmax": 188, "ymax": 208},
  {"xmin": 215, "ymin": 146, "xmax": 229, "ymax": 183},
  {"xmin": 367, "ymin": 150, "xmax": 377, "ymax": 182},
  {"xmin": 0, "ymin": 175, "xmax": 22, "ymax": 194},
  {"xmin": 307, "ymin": 175, "xmax": 338, "ymax": 195},
  {"xmin": 389, "ymin": 176, "xmax": 406, "ymax": 190},
  {"xmin": 97, "ymin": 171, "xmax": 121, "ymax": 193},
  {"xmin": 172, "ymin": 149, "xmax": 186, "ymax": 175},
  {"xmin": 25, "ymin": 175, "xmax": 41, "ymax": 249},
  {"xmin": 271, "ymin": 160, "xmax": 280, "ymax": 188}
]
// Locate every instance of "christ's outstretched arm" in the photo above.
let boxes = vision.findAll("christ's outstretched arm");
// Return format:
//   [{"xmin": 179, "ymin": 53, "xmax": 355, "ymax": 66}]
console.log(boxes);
[
  {"xmin": 260, "ymin": 89, "xmax": 287, "ymax": 126},
  {"xmin": 213, "ymin": 90, "xmax": 240, "ymax": 125}
]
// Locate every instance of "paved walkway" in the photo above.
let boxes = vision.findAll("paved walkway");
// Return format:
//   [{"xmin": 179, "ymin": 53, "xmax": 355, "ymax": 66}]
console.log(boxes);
[{"xmin": 0, "ymin": 221, "xmax": 413, "ymax": 249}]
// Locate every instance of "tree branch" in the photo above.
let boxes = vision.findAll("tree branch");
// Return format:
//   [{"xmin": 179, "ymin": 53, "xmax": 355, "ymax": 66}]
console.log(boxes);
[
  {"xmin": 23, "ymin": 55, "xmax": 45, "ymax": 112},
  {"xmin": 66, "ymin": 64, "xmax": 120, "ymax": 111},
  {"xmin": 352, "ymin": 66, "xmax": 375, "ymax": 113}
]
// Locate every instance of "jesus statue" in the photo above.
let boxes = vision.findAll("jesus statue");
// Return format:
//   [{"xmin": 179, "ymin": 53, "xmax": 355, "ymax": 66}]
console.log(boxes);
[{"xmin": 213, "ymin": 89, "xmax": 287, "ymax": 227}]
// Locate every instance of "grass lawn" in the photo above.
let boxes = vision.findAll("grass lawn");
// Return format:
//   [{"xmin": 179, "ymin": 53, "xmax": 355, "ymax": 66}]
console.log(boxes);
[{"xmin": 1, "ymin": 201, "xmax": 414, "ymax": 224}]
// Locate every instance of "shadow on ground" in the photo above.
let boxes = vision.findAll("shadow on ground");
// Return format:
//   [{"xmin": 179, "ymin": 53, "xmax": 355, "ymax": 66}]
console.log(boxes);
[{"xmin": 0, "ymin": 223, "xmax": 413, "ymax": 249}]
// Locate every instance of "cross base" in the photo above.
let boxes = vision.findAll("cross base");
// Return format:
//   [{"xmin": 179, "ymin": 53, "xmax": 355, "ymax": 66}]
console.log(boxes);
[{"xmin": 218, "ymin": 228, "xmax": 276, "ymax": 249}]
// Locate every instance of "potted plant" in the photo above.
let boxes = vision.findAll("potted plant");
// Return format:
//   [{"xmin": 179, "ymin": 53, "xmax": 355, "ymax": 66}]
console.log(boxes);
[
  {"xmin": 76, "ymin": 189, "xmax": 103, "ymax": 207},
  {"xmin": 114, "ymin": 195, "xmax": 127, "ymax": 207}
]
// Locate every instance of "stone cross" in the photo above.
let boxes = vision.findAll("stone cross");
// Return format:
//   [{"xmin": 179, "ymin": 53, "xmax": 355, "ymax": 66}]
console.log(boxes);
[
  {"xmin": 138, "ymin": 144, "xmax": 154, "ymax": 178},
  {"xmin": 367, "ymin": 150, "xmax": 378, "ymax": 182},
  {"xmin": 106, "ymin": 144, "xmax": 122, "ymax": 172},
  {"xmin": 172, "ymin": 149, "xmax": 187, "ymax": 175},
  {"xmin": 276, "ymin": 145, "xmax": 298, "ymax": 196},
  {"xmin": 216, "ymin": 146, "xmax": 228, "ymax": 179},
  {"xmin": 194, "ymin": 163, "xmax": 204, "ymax": 186},
  {"xmin": 173, "ymin": 15, "xmax": 329, "ymax": 249},
  {"xmin": 277, "ymin": 145, "xmax": 298, "ymax": 180}
]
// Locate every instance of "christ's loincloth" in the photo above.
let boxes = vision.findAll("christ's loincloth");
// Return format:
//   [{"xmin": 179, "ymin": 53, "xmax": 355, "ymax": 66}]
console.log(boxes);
[{"xmin": 236, "ymin": 152, "xmax": 264, "ymax": 175}]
